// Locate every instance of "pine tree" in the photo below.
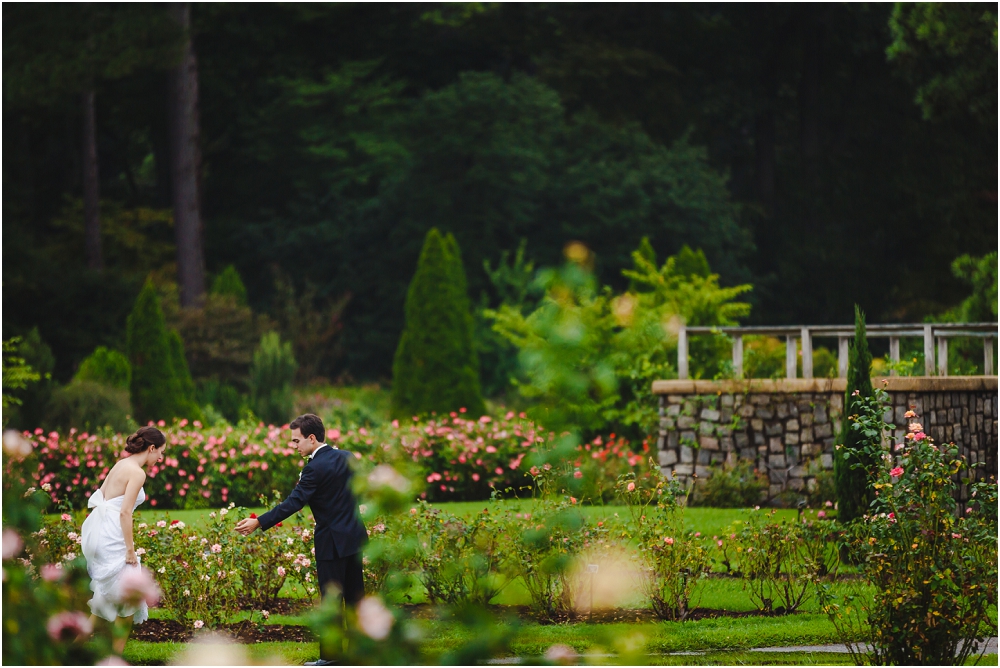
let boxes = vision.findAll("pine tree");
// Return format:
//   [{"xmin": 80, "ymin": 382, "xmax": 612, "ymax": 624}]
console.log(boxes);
[
  {"xmin": 834, "ymin": 304, "xmax": 877, "ymax": 523},
  {"xmin": 392, "ymin": 228, "xmax": 485, "ymax": 418},
  {"xmin": 127, "ymin": 279, "xmax": 182, "ymax": 423}
]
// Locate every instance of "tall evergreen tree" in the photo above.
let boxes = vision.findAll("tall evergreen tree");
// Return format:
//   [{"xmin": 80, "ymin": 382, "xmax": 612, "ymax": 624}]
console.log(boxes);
[
  {"xmin": 392, "ymin": 228, "xmax": 485, "ymax": 418},
  {"xmin": 127, "ymin": 280, "xmax": 182, "ymax": 422},
  {"xmin": 834, "ymin": 305, "xmax": 876, "ymax": 524}
]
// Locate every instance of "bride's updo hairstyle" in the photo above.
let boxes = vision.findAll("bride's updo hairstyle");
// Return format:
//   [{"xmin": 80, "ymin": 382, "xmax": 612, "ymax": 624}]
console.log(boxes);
[{"xmin": 125, "ymin": 426, "xmax": 166, "ymax": 454}]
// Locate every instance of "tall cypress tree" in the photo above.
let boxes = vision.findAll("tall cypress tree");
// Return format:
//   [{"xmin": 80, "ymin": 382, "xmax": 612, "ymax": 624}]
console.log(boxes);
[
  {"xmin": 392, "ymin": 228, "xmax": 485, "ymax": 418},
  {"xmin": 127, "ymin": 279, "xmax": 182, "ymax": 423},
  {"xmin": 168, "ymin": 329, "xmax": 202, "ymax": 421},
  {"xmin": 834, "ymin": 304, "xmax": 876, "ymax": 523}
]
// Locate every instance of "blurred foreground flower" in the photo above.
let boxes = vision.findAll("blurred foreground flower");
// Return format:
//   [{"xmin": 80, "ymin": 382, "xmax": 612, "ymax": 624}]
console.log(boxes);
[
  {"xmin": 357, "ymin": 596, "xmax": 394, "ymax": 640},
  {"xmin": 118, "ymin": 566, "xmax": 161, "ymax": 607},
  {"xmin": 544, "ymin": 643, "xmax": 578, "ymax": 664},
  {"xmin": 367, "ymin": 465, "xmax": 410, "ymax": 493},
  {"xmin": 46, "ymin": 611, "xmax": 93, "ymax": 642},
  {"xmin": 170, "ymin": 631, "xmax": 250, "ymax": 665},
  {"xmin": 2, "ymin": 527, "xmax": 23, "ymax": 559},
  {"xmin": 3, "ymin": 430, "xmax": 32, "ymax": 458}
]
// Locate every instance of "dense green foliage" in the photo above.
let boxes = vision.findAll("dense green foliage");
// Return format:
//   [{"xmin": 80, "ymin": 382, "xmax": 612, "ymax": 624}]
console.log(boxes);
[
  {"xmin": 887, "ymin": 3, "xmax": 997, "ymax": 125},
  {"xmin": 833, "ymin": 306, "xmax": 875, "ymax": 525},
  {"xmin": 392, "ymin": 228, "xmax": 485, "ymax": 418},
  {"xmin": 46, "ymin": 380, "xmax": 133, "ymax": 433},
  {"xmin": 1, "ymin": 338, "xmax": 41, "ymax": 416},
  {"xmin": 249, "ymin": 331, "xmax": 297, "ymax": 425},
  {"xmin": 2, "ymin": 4, "xmax": 996, "ymax": 394}
]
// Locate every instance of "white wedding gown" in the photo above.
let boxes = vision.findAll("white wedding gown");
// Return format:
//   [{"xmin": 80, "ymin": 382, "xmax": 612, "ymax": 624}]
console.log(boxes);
[{"xmin": 81, "ymin": 487, "xmax": 149, "ymax": 623}]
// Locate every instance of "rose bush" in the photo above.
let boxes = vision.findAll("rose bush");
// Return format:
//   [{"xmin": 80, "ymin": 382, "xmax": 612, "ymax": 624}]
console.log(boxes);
[{"xmin": 616, "ymin": 462, "xmax": 710, "ymax": 620}]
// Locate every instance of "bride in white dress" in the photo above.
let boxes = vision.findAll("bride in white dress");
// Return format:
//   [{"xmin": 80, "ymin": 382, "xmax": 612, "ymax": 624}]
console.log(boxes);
[{"xmin": 81, "ymin": 425, "xmax": 165, "ymax": 653}]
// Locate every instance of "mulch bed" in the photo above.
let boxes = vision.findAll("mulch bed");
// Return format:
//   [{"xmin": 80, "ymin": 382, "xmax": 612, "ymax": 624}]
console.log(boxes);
[
  {"xmin": 132, "ymin": 618, "xmax": 315, "ymax": 644},
  {"xmin": 133, "ymin": 599, "xmax": 799, "ymax": 643}
]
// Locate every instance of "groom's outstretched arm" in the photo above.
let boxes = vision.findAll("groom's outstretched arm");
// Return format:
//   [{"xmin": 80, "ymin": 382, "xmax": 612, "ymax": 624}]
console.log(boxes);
[{"xmin": 256, "ymin": 464, "xmax": 318, "ymax": 531}]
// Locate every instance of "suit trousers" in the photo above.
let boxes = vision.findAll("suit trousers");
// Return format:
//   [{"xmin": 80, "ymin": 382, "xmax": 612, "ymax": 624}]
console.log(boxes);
[{"xmin": 316, "ymin": 552, "xmax": 365, "ymax": 661}]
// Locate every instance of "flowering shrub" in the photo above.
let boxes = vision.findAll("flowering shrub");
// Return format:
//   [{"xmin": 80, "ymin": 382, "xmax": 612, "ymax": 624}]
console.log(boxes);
[
  {"xmin": 616, "ymin": 462, "xmax": 710, "ymax": 620},
  {"xmin": 392, "ymin": 412, "xmax": 548, "ymax": 501},
  {"xmin": 735, "ymin": 507, "xmax": 827, "ymax": 613},
  {"xmin": 820, "ymin": 391, "xmax": 999, "ymax": 665}
]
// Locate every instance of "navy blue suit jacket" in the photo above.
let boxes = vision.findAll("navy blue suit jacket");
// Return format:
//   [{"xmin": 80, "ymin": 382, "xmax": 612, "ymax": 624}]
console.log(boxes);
[{"xmin": 257, "ymin": 445, "xmax": 368, "ymax": 559}]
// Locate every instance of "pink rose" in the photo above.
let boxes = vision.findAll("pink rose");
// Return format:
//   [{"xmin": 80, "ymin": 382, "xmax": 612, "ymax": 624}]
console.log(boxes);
[
  {"xmin": 664, "ymin": 537, "xmax": 674, "ymax": 545},
  {"xmin": 889, "ymin": 466, "xmax": 904, "ymax": 478},
  {"xmin": 627, "ymin": 482, "xmax": 635, "ymax": 492}
]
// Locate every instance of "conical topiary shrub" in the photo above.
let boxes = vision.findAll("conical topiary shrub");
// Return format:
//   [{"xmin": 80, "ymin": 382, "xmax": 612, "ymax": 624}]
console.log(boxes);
[
  {"xmin": 211, "ymin": 265, "xmax": 248, "ymax": 306},
  {"xmin": 392, "ymin": 228, "xmax": 485, "ymax": 418},
  {"xmin": 127, "ymin": 280, "xmax": 182, "ymax": 423},
  {"xmin": 834, "ymin": 304, "xmax": 877, "ymax": 524}
]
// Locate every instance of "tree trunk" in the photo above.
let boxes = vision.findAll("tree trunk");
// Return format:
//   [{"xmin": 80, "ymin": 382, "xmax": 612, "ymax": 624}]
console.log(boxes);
[
  {"xmin": 167, "ymin": 2, "xmax": 206, "ymax": 307},
  {"xmin": 81, "ymin": 88, "xmax": 103, "ymax": 271}
]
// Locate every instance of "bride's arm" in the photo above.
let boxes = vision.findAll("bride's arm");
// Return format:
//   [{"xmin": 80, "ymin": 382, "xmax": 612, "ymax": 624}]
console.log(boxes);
[{"xmin": 120, "ymin": 469, "xmax": 146, "ymax": 565}]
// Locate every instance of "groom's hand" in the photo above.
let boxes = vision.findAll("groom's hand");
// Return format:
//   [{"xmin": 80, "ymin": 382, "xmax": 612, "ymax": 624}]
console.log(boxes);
[{"xmin": 235, "ymin": 517, "xmax": 260, "ymax": 536}]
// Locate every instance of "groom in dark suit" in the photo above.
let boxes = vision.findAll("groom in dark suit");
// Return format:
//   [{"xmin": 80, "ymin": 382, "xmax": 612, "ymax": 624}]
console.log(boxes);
[{"xmin": 235, "ymin": 413, "xmax": 367, "ymax": 665}]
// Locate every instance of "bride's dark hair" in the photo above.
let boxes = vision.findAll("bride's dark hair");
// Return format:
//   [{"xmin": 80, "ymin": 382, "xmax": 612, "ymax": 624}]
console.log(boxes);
[{"xmin": 125, "ymin": 426, "xmax": 166, "ymax": 454}]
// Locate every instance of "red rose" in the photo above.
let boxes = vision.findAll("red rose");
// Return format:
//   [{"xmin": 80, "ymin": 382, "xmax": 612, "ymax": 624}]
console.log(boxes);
[
  {"xmin": 170, "ymin": 520, "xmax": 180, "ymax": 525},
  {"xmin": 276, "ymin": 522, "xmax": 282, "ymax": 527},
  {"xmin": 249, "ymin": 513, "xmax": 257, "ymax": 519}
]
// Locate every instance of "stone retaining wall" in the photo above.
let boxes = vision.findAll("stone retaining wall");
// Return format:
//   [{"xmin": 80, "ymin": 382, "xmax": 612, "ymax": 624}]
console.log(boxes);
[{"xmin": 652, "ymin": 377, "xmax": 998, "ymax": 504}]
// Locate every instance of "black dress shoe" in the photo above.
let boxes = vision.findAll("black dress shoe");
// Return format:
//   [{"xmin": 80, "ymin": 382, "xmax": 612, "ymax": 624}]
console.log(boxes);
[{"xmin": 304, "ymin": 660, "xmax": 337, "ymax": 666}]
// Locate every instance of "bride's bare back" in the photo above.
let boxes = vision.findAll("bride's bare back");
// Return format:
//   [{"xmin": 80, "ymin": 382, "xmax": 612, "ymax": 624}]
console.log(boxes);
[{"xmin": 100, "ymin": 460, "xmax": 145, "ymax": 501}]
